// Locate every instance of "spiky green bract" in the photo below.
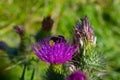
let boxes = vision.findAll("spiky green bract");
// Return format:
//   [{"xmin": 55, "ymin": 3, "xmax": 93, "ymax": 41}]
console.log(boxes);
[
  {"xmin": 45, "ymin": 64, "xmax": 65, "ymax": 80},
  {"xmin": 73, "ymin": 41, "xmax": 105, "ymax": 80},
  {"xmin": 82, "ymin": 43, "xmax": 105, "ymax": 80}
]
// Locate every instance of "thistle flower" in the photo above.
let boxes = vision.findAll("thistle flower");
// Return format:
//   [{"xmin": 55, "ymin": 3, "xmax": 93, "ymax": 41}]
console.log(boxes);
[
  {"xmin": 67, "ymin": 71, "xmax": 86, "ymax": 80},
  {"xmin": 67, "ymin": 65, "xmax": 88, "ymax": 80},
  {"xmin": 32, "ymin": 35, "xmax": 77, "ymax": 64},
  {"xmin": 74, "ymin": 16, "xmax": 96, "ymax": 44}
]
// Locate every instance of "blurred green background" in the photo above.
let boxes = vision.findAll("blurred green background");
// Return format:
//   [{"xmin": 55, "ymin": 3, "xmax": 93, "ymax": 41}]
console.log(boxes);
[{"xmin": 0, "ymin": 0, "xmax": 120, "ymax": 80}]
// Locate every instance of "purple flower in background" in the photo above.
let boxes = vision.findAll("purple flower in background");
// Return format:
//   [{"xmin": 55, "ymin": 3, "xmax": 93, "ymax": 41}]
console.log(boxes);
[
  {"xmin": 67, "ymin": 71, "xmax": 87, "ymax": 80},
  {"xmin": 14, "ymin": 25, "xmax": 25, "ymax": 35},
  {"xmin": 32, "ymin": 35, "xmax": 77, "ymax": 64},
  {"xmin": 42, "ymin": 16, "xmax": 54, "ymax": 31}
]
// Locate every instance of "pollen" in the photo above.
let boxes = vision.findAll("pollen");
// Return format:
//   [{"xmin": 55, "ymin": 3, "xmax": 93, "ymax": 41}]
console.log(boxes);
[{"xmin": 49, "ymin": 40, "xmax": 55, "ymax": 46}]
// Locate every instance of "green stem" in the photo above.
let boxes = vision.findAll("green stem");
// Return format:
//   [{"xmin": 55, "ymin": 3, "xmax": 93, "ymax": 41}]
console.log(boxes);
[
  {"xmin": 30, "ymin": 68, "xmax": 35, "ymax": 80},
  {"xmin": 20, "ymin": 64, "xmax": 27, "ymax": 80}
]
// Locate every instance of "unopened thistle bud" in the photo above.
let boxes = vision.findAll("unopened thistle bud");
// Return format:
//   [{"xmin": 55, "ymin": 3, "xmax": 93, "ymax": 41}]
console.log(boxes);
[
  {"xmin": 35, "ymin": 16, "xmax": 54, "ymax": 41},
  {"xmin": 42, "ymin": 16, "xmax": 54, "ymax": 31},
  {"xmin": 14, "ymin": 25, "xmax": 25, "ymax": 35}
]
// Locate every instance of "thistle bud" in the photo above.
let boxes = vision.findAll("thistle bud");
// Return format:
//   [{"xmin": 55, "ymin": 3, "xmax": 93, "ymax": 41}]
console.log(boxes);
[
  {"xmin": 14, "ymin": 25, "xmax": 25, "ymax": 35},
  {"xmin": 42, "ymin": 16, "xmax": 54, "ymax": 31},
  {"xmin": 35, "ymin": 16, "xmax": 54, "ymax": 41}
]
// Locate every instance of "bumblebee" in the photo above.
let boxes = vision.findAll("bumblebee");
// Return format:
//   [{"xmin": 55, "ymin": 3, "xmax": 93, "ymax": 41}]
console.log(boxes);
[{"xmin": 49, "ymin": 35, "xmax": 65, "ymax": 46}]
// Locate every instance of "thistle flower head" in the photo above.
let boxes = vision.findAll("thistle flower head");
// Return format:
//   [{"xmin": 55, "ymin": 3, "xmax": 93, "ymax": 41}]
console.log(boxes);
[
  {"xmin": 67, "ymin": 71, "xmax": 86, "ymax": 80},
  {"xmin": 81, "ymin": 16, "xmax": 94, "ymax": 42},
  {"xmin": 67, "ymin": 65, "xmax": 88, "ymax": 80},
  {"xmin": 74, "ymin": 16, "xmax": 95, "ymax": 44},
  {"xmin": 32, "ymin": 35, "xmax": 77, "ymax": 64}
]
